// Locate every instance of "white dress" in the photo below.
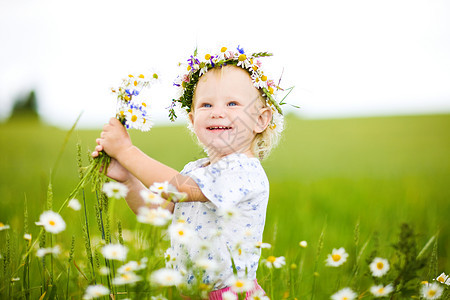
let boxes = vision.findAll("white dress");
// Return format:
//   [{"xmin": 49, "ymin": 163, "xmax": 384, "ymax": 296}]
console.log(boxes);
[{"xmin": 166, "ymin": 153, "xmax": 270, "ymax": 290}]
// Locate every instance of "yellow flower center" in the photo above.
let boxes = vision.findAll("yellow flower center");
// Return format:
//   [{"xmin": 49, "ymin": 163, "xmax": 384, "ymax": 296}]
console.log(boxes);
[
  {"xmin": 178, "ymin": 230, "xmax": 184, "ymax": 236},
  {"xmin": 128, "ymin": 74, "xmax": 134, "ymax": 78},
  {"xmin": 268, "ymin": 86, "xmax": 274, "ymax": 94},
  {"xmin": 131, "ymin": 115, "xmax": 137, "ymax": 122},
  {"xmin": 378, "ymin": 287, "xmax": 385, "ymax": 293},
  {"xmin": 238, "ymin": 54, "xmax": 246, "ymax": 61},
  {"xmin": 142, "ymin": 102, "xmax": 147, "ymax": 107},
  {"xmin": 238, "ymin": 248, "xmax": 242, "ymax": 256},
  {"xmin": 187, "ymin": 66, "xmax": 191, "ymax": 71},
  {"xmin": 221, "ymin": 47, "xmax": 227, "ymax": 52},
  {"xmin": 112, "ymin": 250, "xmax": 117, "ymax": 257},
  {"xmin": 428, "ymin": 290, "xmax": 436, "ymax": 296},
  {"xmin": 0, "ymin": 222, "xmax": 4, "ymax": 227},
  {"xmin": 49, "ymin": 220, "xmax": 56, "ymax": 226},
  {"xmin": 267, "ymin": 256, "xmax": 276, "ymax": 263},
  {"xmin": 138, "ymin": 74, "xmax": 144, "ymax": 78},
  {"xmin": 134, "ymin": 80, "xmax": 138, "ymax": 86},
  {"xmin": 153, "ymin": 73, "xmax": 158, "ymax": 79},
  {"xmin": 205, "ymin": 54, "xmax": 211, "ymax": 60},
  {"xmin": 261, "ymin": 75, "xmax": 267, "ymax": 81},
  {"xmin": 377, "ymin": 262, "xmax": 384, "ymax": 269},
  {"xmin": 332, "ymin": 254, "xmax": 341, "ymax": 262},
  {"xmin": 235, "ymin": 280, "xmax": 244, "ymax": 288},
  {"xmin": 437, "ymin": 276, "xmax": 445, "ymax": 283}
]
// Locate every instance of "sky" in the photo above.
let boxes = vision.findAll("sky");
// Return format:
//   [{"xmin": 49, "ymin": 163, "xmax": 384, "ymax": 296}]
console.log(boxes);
[{"xmin": 1, "ymin": 0, "xmax": 450, "ymax": 129}]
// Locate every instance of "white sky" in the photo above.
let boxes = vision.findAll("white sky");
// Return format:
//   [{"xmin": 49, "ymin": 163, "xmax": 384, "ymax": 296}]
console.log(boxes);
[{"xmin": 1, "ymin": 0, "xmax": 450, "ymax": 128}]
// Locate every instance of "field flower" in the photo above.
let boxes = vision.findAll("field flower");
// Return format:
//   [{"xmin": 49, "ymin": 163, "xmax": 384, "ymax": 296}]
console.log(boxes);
[
  {"xmin": 227, "ymin": 276, "xmax": 254, "ymax": 293},
  {"xmin": 436, "ymin": 272, "xmax": 448, "ymax": 284},
  {"xmin": 0, "ymin": 222, "xmax": 10, "ymax": 231},
  {"xmin": 23, "ymin": 233, "xmax": 32, "ymax": 240},
  {"xmin": 83, "ymin": 284, "xmax": 110, "ymax": 299},
  {"xmin": 137, "ymin": 206, "xmax": 172, "ymax": 226},
  {"xmin": 299, "ymin": 240, "xmax": 308, "ymax": 248},
  {"xmin": 369, "ymin": 257, "xmax": 390, "ymax": 277},
  {"xmin": 219, "ymin": 206, "xmax": 241, "ymax": 221},
  {"xmin": 101, "ymin": 244, "xmax": 128, "ymax": 261},
  {"xmin": 331, "ymin": 287, "xmax": 357, "ymax": 300},
  {"xmin": 255, "ymin": 241, "xmax": 271, "ymax": 249},
  {"xmin": 326, "ymin": 247, "xmax": 349, "ymax": 267},
  {"xmin": 68, "ymin": 198, "xmax": 81, "ymax": 211},
  {"xmin": 249, "ymin": 290, "xmax": 269, "ymax": 300},
  {"xmin": 36, "ymin": 245, "xmax": 61, "ymax": 257},
  {"xmin": 222, "ymin": 291, "xmax": 238, "ymax": 300},
  {"xmin": 36, "ymin": 211, "xmax": 66, "ymax": 234},
  {"xmin": 262, "ymin": 255, "xmax": 286, "ymax": 268},
  {"xmin": 421, "ymin": 282, "xmax": 443, "ymax": 299},
  {"xmin": 370, "ymin": 284, "xmax": 394, "ymax": 297},
  {"xmin": 169, "ymin": 222, "xmax": 194, "ymax": 244},
  {"xmin": 117, "ymin": 260, "xmax": 147, "ymax": 274},
  {"xmin": 150, "ymin": 181, "xmax": 171, "ymax": 194},
  {"xmin": 150, "ymin": 268, "xmax": 182, "ymax": 286},
  {"xmin": 112, "ymin": 272, "xmax": 142, "ymax": 285},
  {"xmin": 140, "ymin": 189, "xmax": 165, "ymax": 205},
  {"xmin": 102, "ymin": 182, "xmax": 128, "ymax": 199}
]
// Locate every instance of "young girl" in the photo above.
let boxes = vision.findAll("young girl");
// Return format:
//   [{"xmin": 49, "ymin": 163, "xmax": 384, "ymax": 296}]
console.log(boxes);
[{"xmin": 92, "ymin": 46, "xmax": 285, "ymax": 299}]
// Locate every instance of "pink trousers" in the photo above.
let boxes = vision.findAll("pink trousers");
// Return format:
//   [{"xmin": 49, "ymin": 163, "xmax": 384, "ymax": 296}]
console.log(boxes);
[
  {"xmin": 208, "ymin": 279, "xmax": 265, "ymax": 300},
  {"xmin": 180, "ymin": 279, "xmax": 266, "ymax": 300}
]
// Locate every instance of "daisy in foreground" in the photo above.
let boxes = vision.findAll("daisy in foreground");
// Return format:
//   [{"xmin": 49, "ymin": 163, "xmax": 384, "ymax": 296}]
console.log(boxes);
[
  {"xmin": 35, "ymin": 211, "xmax": 66, "ymax": 234},
  {"xmin": 150, "ymin": 268, "xmax": 182, "ymax": 286},
  {"xmin": 331, "ymin": 287, "xmax": 357, "ymax": 300},
  {"xmin": 0, "ymin": 222, "xmax": 10, "ymax": 231},
  {"xmin": 370, "ymin": 284, "xmax": 394, "ymax": 297},
  {"xmin": 101, "ymin": 243, "xmax": 128, "ymax": 261},
  {"xmin": 83, "ymin": 284, "xmax": 110, "ymax": 299},
  {"xmin": 421, "ymin": 282, "xmax": 443, "ymax": 299},
  {"xmin": 326, "ymin": 247, "xmax": 349, "ymax": 267},
  {"xmin": 102, "ymin": 181, "xmax": 128, "ymax": 199},
  {"xmin": 435, "ymin": 272, "xmax": 448, "ymax": 284},
  {"xmin": 369, "ymin": 257, "xmax": 390, "ymax": 277},
  {"xmin": 262, "ymin": 255, "xmax": 286, "ymax": 268},
  {"xmin": 227, "ymin": 276, "xmax": 254, "ymax": 294}
]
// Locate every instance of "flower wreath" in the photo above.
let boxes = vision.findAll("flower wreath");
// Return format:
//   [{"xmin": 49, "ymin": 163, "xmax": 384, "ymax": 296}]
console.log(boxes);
[{"xmin": 169, "ymin": 46, "xmax": 293, "ymax": 131}]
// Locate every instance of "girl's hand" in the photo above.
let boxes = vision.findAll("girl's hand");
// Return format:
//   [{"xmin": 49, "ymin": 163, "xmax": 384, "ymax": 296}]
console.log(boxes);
[
  {"xmin": 92, "ymin": 146, "xmax": 131, "ymax": 183},
  {"xmin": 97, "ymin": 117, "xmax": 133, "ymax": 159}
]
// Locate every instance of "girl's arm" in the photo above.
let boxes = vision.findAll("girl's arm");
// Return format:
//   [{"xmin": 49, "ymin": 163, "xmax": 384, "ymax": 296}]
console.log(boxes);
[{"xmin": 95, "ymin": 118, "xmax": 208, "ymax": 204}]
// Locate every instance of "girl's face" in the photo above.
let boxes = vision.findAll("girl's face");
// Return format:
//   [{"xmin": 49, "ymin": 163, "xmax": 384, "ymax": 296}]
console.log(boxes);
[{"xmin": 189, "ymin": 66, "xmax": 272, "ymax": 163}]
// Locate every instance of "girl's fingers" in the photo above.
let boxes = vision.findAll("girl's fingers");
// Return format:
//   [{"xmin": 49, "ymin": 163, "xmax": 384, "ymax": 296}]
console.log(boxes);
[
  {"xmin": 92, "ymin": 150, "xmax": 98, "ymax": 157},
  {"xmin": 95, "ymin": 145, "xmax": 102, "ymax": 151},
  {"xmin": 96, "ymin": 138, "xmax": 101, "ymax": 145}
]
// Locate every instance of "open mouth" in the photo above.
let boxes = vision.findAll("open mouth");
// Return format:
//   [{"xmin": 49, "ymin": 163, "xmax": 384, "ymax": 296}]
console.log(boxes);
[{"xmin": 207, "ymin": 126, "xmax": 232, "ymax": 131}]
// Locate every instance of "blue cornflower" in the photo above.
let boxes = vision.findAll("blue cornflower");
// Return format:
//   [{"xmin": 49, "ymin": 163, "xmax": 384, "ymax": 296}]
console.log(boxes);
[{"xmin": 237, "ymin": 45, "xmax": 245, "ymax": 54}]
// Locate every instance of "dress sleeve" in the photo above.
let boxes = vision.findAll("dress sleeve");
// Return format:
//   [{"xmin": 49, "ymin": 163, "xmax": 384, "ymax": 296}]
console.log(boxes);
[{"xmin": 185, "ymin": 155, "xmax": 265, "ymax": 208}]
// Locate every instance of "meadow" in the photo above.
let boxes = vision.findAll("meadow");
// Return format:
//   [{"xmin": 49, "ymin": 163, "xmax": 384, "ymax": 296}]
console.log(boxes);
[{"xmin": 0, "ymin": 113, "xmax": 449, "ymax": 299}]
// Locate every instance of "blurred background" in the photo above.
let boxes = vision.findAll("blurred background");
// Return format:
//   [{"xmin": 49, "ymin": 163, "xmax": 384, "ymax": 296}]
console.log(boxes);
[
  {"xmin": 1, "ymin": 0, "xmax": 450, "ymax": 127},
  {"xmin": 1, "ymin": 0, "xmax": 450, "ymax": 295}
]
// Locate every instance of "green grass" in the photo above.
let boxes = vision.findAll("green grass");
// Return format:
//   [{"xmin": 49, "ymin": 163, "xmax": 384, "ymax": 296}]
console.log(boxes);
[{"xmin": 0, "ymin": 113, "xmax": 449, "ymax": 298}]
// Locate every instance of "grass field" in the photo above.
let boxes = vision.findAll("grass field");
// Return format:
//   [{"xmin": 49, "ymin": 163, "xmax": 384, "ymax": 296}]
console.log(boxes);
[{"xmin": 0, "ymin": 113, "xmax": 449, "ymax": 298}]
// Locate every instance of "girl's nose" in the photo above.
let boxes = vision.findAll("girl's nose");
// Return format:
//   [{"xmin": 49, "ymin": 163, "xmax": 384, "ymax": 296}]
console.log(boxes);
[{"xmin": 210, "ymin": 107, "xmax": 225, "ymax": 118}]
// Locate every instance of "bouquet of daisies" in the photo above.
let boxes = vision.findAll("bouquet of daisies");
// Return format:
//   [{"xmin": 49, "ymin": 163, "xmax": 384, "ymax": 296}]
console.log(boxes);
[{"xmin": 69, "ymin": 73, "xmax": 159, "ymax": 198}]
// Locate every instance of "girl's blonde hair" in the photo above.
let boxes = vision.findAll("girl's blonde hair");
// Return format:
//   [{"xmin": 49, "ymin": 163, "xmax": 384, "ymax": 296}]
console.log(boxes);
[{"xmin": 188, "ymin": 66, "xmax": 284, "ymax": 160}]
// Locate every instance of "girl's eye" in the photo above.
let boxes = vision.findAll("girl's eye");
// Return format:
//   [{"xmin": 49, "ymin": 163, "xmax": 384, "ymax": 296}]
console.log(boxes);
[
  {"xmin": 201, "ymin": 103, "xmax": 212, "ymax": 108},
  {"xmin": 228, "ymin": 102, "xmax": 237, "ymax": 107}
]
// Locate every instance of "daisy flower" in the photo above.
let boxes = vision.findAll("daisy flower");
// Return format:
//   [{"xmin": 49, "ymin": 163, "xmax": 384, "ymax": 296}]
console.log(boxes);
[
  {"xmin": 140, "ymin": 189, "xmax": 165, "ymax": 205},
  {"xmin": 36, "ymin": 245, "xmax": 61, "ymax": 257},
  {"xmin": 117, "ymin": 261, "xmax": 139, "ymax": 274},
  {"xmin": 0, "ymin": 222, "xmax": 10, "ymax": 231},
  {"xmin": 83, "ymin": 284, "xmax": 110, "ymax": 299},
  {"xmin": 255, "ymin": 241, "xmax": 271, "ymax": 249},
  {"xmin": 299, "ymin": 240, "xmax": 308, "ymax": 248},
  {"xmin": 436, "ymin": 272, "xmax": 448, "ymax": 284},
  {"xmin": 331, "ymin": 287, "xmax": 357, "ymax": 300},
  {"xmin": 325, "ymin": 247, "xmax": 349, "ymax": 267},
  {"xmin": 36, "ymin": 211, "xmax": 66, "ymax": 234},
  {"xmin": 102, "ymin": 182, "xmax": 128, "ymax": 199},
  {"xmin": 370, "ymin": 284, "xmax": 394, "ymax": 297},
  {"xmin": 150, "ymin": 268, "xmax": 182, "ymax": 287},
  {"xmin": 112, "ymin": 272, "xmax": 142, "ymax": 285},
  {"xmin": 262, "ymin": 255, "xmax": 286, "ymax": 269},
  {"xmin": 369, "ymin": 257, "xmax": 390, "ymax": 277},
  {"xmin": 249, "ymin": 290, "xmax": 269, "ymax": 300},
  {"xmin": 222, "ymin": 291, "xmax": 238, "ymax": 300},
  {"xmin": 168, "ymin": 222, "xmax": 194, "ymax": 244},
  {"xmin": 137, "ymin": 206, "xmax": 172, "ymax": 226},
  {"xmin": 23, "ymin": 233, "xmax": 32, "ymax": 241},
  {"xmin": 194, "ymin": 257, "xmax": 219, "ymax": 272},
  {"xmin": 101, "ymin": 244, "xmax": 128, "ymax": 261},
  {"xmin": 68, "ymin": 198, "xmax": 81, "ymax": 211},
  {"xmin": 150, "ymin": 181, "xmax": 170, "ymax": 194},
  {"xmin": 227, "ymin": 276, "xmax": 254, "ymax": 294},
  {"xmin": 421, "ymin": 282, "xmax": 443, "ymax": 299},
  {"xmin": 219, "ymin": 206, "xmax": 241, "ymax": 221}
]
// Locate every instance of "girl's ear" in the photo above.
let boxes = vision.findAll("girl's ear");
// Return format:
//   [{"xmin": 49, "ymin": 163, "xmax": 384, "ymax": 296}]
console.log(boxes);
[
  {"xmin": 254, "ymin": 107, "xmax": 272, "ymax": 133},
  {"xmin": 188, "ymin": 111, "xmax": 194, "ymax": 126}
]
